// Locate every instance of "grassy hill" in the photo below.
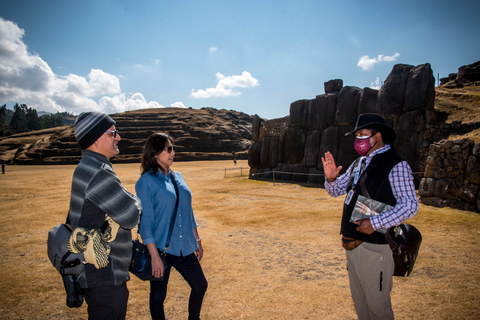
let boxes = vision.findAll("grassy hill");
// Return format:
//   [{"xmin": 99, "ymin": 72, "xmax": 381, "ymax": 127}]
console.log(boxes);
[
  {"xmin": 435, "ymin": 82, "xmax": 480, "ymax": 123},
  {"xmin": 435, "ymin": 81, "xmax": 480, "ymax": 142}
]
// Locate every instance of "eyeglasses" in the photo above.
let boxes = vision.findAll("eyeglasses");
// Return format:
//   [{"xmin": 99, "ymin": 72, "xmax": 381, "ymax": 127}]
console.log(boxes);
[
  {"xmin": 164, "ymin": 145, "xmax": 176, "ymax": 153},
  {"xmin": 105, "ymin": 130, "xmax": 119, "ymax": 138}
]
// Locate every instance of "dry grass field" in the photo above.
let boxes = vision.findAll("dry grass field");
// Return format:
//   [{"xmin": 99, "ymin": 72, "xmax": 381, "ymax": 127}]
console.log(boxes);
[
  {"xmin": 435, "ymin": 83, "xmax": 480, "ymax": 124},
  {"xmin": 1, "ymin": 160, "xmax": 479, "ymax": 320}
]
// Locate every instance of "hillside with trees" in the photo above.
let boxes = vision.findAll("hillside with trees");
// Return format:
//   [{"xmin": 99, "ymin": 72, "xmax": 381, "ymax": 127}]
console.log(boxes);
[{"xmin": 0, "ymin": 104, "xmax": 73, "ymax": 137}]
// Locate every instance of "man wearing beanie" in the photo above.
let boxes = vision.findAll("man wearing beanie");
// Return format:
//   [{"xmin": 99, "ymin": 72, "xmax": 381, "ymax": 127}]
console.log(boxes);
[{"xmin": 68, "ymin": 111, "xmax": 142, "ymax": 320}]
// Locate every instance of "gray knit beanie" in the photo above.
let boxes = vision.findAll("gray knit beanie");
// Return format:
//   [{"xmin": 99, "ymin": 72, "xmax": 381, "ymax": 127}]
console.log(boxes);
[{"xmin": 74, "ymin": 112, "xmax": 116, "ymax": 149}]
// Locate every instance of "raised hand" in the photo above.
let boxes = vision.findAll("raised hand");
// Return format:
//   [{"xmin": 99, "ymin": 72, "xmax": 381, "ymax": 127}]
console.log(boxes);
[{"xmin": 321, "ymin": 151, "xmax": 343, "ymax": 182}]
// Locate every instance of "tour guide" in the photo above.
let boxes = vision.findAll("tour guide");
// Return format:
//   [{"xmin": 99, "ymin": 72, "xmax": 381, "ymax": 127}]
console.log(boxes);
[
  {"xmin": 68, "ymin": 112, "xmax": 142, "ymax": 320},
  {"xmin": 322, "ymin": 113, "xmax": 419, "ymax": 320}
]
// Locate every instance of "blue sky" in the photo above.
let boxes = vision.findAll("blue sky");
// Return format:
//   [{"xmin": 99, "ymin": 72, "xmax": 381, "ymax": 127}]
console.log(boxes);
[{"xmin": 1, "ymin": 0, "xmax": 479, "ymax": 119}]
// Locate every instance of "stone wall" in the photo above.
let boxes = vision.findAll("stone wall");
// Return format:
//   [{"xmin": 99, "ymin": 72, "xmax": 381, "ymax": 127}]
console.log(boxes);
[
  {"xmin": 258, "ymin": 116, "xmax": 288, "ymax": 141},
  {"xmin": 248, "ymin": 63, "xmax": 438, "ymax": 186},
  {"xmin": 417, "ymin": 121, "xmax": 480, "ymax": 176},
  {"xmin": 248, "ymin": 62, "xmax": 480, "ymax": 213},
  {"xmin": 419, "ymin": 139, "xmax": 480, "ymax": 212}
]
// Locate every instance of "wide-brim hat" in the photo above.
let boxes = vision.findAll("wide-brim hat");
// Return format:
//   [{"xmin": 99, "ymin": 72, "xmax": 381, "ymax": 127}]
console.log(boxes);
[{"xmin": 345, "ymin": 113, "xmax": 396, "ymax": 142}]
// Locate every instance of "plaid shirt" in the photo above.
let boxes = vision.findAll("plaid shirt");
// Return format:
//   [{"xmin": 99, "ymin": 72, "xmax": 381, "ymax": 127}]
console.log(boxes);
[{"xmin": 325, "ymin": 145, "xmax": 419, "ymax": 230}]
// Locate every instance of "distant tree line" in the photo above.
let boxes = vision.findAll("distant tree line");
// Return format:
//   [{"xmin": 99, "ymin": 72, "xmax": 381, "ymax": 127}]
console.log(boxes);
[{"xmin": 0, "ymin": 103, "xmax": 74, "ymax": 137}]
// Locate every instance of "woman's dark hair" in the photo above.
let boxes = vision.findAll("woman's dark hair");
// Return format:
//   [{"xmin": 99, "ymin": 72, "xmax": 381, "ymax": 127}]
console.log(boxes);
[{"xmin": 140, "ymin": 133, "xmax": 174, "ymax": 175}]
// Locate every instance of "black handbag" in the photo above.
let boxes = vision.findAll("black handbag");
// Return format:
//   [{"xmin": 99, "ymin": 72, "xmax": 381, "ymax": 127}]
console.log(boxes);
[
  {"xmin": 385, "ymin": 224, "xmax": 422, "ymax": 277},
  {"xmin": 130, "ymin": 239, "xmax": 167, "ymax": 281},
  {"xmin": 130, "ymin": 173, "xmax": 180, "ymax": 281}
]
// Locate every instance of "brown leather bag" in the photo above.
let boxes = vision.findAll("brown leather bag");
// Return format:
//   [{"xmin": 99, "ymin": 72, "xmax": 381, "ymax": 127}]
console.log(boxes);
[
  {"xmin": 384, "ymin": 224, "xmax": 422, "ymax": 277},
  {"xmin": 342, "ymin": 236, "xmax": 363, "ymax": 250}
]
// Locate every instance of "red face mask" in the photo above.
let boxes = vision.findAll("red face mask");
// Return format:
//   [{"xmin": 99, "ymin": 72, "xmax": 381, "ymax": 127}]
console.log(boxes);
[{"xmin": 354, "ymin": 135, "xmax": 376, "ymax": 156}]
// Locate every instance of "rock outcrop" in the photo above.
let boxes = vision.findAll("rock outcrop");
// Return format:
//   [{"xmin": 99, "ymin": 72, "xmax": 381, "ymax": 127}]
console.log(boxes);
[
  {"xmin": 1, "ymin": 107, "xmax": 254, "ymax": 164},
  {"xmin": 248, "ymin": 61, "xmax": 480, "ymax": 212},
  {"xmin": 440, "ymin": 60, "xmax": 480, "ymax": 86},
  {"xmin": 249, "ymin": 63, "xmax": 438, "ymax": 186}
]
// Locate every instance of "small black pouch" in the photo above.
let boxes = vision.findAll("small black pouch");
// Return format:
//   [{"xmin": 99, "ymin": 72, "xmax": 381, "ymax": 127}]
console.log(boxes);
[{"xmin": 62, "ymin": 274, "xmax": 84, "ymax": 308}]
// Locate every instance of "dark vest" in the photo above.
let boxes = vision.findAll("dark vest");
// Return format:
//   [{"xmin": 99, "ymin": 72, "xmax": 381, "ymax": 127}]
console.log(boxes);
[{"xmin": 341, "ymin": 148, "xmax": 404, "ymax": 244}]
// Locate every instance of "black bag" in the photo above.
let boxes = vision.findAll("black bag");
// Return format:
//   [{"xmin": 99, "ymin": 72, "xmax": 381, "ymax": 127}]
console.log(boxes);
[
  {"xmin": 385, "ymin": 224, "xmax": 422, "ymax": 277},
  {"xmin": 62, "ymin": 274, "xmax": 84, "ymax": 308},
  {"xmin": 129, "ymin": 172, "xmax": 180, "ymax": 281},
  {"xmin": 130, "ymin": 239, "xmax": 167, "ymax": 281},
  {"xmin": 47, "ymin": 223, "xmax": 84, "ymax": 276},
  {"xmin": 47, "ymin": 222, "xmax": 84, "ymax": 308}
]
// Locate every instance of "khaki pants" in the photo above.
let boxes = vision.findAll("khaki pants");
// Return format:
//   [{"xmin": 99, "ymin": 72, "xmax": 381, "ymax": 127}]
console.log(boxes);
[{"xmin": 346, "ymin": 242, "xmax": 394, "ymax": 320}]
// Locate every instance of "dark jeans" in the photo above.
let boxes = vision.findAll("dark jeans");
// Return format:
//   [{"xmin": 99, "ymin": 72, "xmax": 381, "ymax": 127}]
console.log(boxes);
[
  {"xmin": 150, "ymin": 252, "xmax": 208, "ymax": 320},
  {"xmin": 84, "ymin": 283, "xmax": 129, "ymax": 320}
]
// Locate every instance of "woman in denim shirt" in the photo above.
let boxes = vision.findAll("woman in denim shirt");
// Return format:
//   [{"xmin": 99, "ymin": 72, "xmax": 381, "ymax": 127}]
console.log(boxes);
[{"xmin": 135, "ymin": 133, "xmax": 208, "ymax": 320}]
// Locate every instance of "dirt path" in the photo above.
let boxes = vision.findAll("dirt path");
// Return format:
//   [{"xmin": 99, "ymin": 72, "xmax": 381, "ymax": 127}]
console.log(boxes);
[{"xmin": 0, "ymin": 160, "xmax": 479, "ymax": 319}]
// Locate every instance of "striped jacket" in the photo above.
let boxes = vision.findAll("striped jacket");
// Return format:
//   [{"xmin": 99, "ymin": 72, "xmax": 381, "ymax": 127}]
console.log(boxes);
[{"xmin": 68, "ymin": 150, "xmax": 141, "ymax": 288}]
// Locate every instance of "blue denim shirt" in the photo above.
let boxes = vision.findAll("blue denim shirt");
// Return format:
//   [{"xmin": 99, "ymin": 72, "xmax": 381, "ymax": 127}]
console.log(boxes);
[{"xmin": 135, "ymin": 170, "xmax": 198, "ymax": 257}]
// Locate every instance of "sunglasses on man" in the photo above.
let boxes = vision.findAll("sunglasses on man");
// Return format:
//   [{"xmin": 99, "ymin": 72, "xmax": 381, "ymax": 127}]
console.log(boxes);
[{"xmin": 105, "ymin": 130, "xmax": 119, "ymax": 138}]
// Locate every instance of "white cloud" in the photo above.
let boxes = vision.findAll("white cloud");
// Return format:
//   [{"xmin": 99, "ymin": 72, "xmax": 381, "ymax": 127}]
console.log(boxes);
[
  {"xmin": 60, "ymin": 69, "xmax": 120, "ymax": 98},
  {"xmin": 99, "ymin": 93, "xmax": 165, "ymax": 114},
  {"xmin": 357, "ymin": 53, "xmax": 400, "ymax": 71},
  {"xmin": 171, "ymin": 101, "xmax": 187, "ymax": 108},
  {"xmin": 190, "ymin": 71, "xmax": 259, "ymax": 99},
  {"xmin": 98, "ymin": 95, "xmax": 186, "ymax": 114},
  {"xmin": 209, "ymin": 47, "xmax": 218, "ymax": 52},
  {"xmin": 0, "ymin": 17, "xmax": 164, "ymax": 115},
  {"xmin": 370, "ymin": 77, "xmax": 381, "ymax": 90}
]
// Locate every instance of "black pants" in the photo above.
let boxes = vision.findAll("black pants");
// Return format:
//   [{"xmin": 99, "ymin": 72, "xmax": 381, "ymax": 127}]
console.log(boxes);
[
  {"xmin": 84, "ymin": 282, "xmax": 129, "ymax": 320},
  {"xmin": 150, "ymin": 253, "xmax": 208, "ymax": 320}
]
